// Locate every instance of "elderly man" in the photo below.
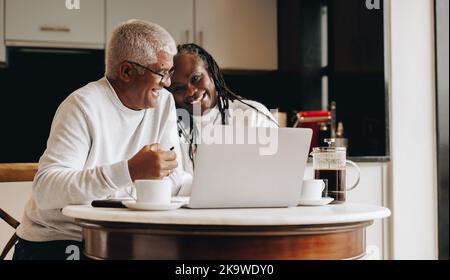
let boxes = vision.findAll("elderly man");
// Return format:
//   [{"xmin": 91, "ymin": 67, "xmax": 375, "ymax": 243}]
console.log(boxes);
[{"xmin": 13, "ymin": 20, "xmax": 181, "ymax": 260}]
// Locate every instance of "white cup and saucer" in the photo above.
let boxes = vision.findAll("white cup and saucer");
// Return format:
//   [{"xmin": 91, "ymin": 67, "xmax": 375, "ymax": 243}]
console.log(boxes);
[
  {"xmin": 122, "ymin": 179, "xmax": 185, "ymax": 211},
  {"xmin": 298, "ymin": 179, "xmax": 334, "ymax": 206}
]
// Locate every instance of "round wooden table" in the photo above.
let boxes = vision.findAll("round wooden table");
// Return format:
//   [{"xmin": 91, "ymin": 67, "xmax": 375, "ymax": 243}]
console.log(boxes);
[{"xmin": 62, "ymin": 203, "xmax": 390, "ymax": 260}]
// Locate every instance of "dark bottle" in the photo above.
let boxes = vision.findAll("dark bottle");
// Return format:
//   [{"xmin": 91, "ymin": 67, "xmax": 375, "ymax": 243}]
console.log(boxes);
[{"xmin": 318, "ymin": 122, "xmax": 330, "ymax": 145}]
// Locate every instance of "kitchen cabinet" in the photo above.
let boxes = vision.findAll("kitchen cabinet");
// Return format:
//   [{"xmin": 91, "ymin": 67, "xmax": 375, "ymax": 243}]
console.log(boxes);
[
  {"xmin": 5, "ymin": 0, "xmax": 105, "ymax": 49},
  {"xmin": 304, "ymin": 162, "xmax": 390, "ymax": 259},
  {"xmin": 106, "ymin": 0, "xmax": 194, "ymax": 46},
  {"xmin": 0, "ymin": 0, "xmax": 5, "ymax": 63},
  {"xmin": 106, "ymin": 0, "xmax": 277, "ymax": 70},
  {"xmin": 195, "ymin": 0, "xmax": 277, "ymax": 70},
  {"xmin": 330, "ymin": 0, "xmax": 384, "ymax": 73}
]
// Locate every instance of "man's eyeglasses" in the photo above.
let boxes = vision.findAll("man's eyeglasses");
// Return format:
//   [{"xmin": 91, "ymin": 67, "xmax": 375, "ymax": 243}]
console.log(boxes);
[{"xmin": 126, "ymin": 60, "xmax": 174, "ymax": 83}]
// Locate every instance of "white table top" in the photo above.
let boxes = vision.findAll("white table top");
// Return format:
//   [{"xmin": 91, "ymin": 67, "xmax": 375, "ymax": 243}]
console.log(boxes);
[{"xmin": 62, "ymin": 203, "xmax": 391, "ymax": 226}]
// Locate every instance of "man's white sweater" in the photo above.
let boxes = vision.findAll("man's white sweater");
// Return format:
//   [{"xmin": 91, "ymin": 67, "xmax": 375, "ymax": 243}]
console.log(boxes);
[{"xmin": 16, "ymin": 77, "xmax": 182, "ymax": 242}]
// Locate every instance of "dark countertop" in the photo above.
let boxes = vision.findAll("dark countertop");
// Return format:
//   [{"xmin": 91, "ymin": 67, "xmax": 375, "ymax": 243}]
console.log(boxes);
[
  {"xmin": 307, "ymin": 156, "xmax": 390, "ymax": 163},
  {"xmin": 347, "ymin": 156, "xmax": 390, "ymax": 163}
]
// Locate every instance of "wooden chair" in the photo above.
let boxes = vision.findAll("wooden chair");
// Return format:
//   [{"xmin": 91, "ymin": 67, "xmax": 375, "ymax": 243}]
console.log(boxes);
[{"xmin": 0, "ymin": 163, "xmax": 38, "ymax": 260}]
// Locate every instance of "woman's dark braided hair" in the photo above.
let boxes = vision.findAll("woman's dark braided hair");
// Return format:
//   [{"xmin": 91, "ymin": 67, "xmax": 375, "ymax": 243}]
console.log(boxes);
[{"xmin": 175, "ymin": 43, "xmax": 278, "ymax": 167}]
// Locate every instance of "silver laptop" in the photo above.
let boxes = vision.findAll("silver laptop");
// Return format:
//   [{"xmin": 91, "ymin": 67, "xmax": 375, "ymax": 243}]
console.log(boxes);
[{"xmin": 185, "ymin": 127, "xmax": 312, "ymax": 208}]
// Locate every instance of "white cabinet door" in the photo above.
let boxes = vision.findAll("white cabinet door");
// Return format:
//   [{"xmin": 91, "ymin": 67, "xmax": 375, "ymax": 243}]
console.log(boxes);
[
  {"xmin": 304, "ymin": 162, "xmax": 388, "ymax": 259},
  {"xmin": 195, "ymin": 0, "xmax": 278, "ymax": 70},
  {"xmin": 106, "ymin": 0, "xmax": 277, "ymax": 70},
  {"xmin": 5, "ymin": 0, "xmax": 105, "ymax": 48},
  {"xmin": 106, "ymin": 0, "xmax": 194, "ymax": 45},
  {"xmin": 0, "ymin": 0, "xmax": 5, "ymax": 63}
]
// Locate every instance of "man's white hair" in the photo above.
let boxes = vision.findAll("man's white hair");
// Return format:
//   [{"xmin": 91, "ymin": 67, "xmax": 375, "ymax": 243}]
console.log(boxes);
[{"xmin": 105, "ymin": 19, "xmax": 177, "ymax": 80}]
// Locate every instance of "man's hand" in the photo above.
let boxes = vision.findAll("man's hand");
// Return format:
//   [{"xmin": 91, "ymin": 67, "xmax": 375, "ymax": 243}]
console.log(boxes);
[{"xmin": 128, "ymin": 144, "xmax": 178, "ymax": 181}]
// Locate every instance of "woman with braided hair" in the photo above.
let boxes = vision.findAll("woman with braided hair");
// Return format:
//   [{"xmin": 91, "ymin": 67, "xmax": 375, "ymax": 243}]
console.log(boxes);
[{"xmin": 167, "ymin": 43, "xmax": 278, "ymax": 196}]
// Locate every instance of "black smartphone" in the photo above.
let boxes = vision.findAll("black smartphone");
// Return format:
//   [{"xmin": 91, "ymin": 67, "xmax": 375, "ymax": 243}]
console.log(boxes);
[{"xmin": 91, "ymin": 199, "xmax": 131, "ymax": 208}]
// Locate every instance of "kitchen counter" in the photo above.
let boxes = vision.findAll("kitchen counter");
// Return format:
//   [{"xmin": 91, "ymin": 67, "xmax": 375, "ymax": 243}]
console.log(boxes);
[
  {"xmin": 0, "ymin": 163, "xmax": 38, "ymax": 182},
  {"xmin": 347, "ymin": 156, "xmax": 390, "ymax": 163},
  {"xmin": 307, "ymin": 156, "xmax": 390, "ymax": 163},
  {"xmin": 0, "ymin": 157, "xmax": 389, "ymax": 181}
]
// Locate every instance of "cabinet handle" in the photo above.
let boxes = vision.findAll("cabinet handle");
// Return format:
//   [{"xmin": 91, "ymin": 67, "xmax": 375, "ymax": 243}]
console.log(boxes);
[
  {"xmin": 185, "ymin": 30, "xmax": 190, "ymax": 43},
  {"xmin": 40, "ymin": 26, "xmax": 71, "ymax": 33},
  {"xmin": 198, "ymin": 31, "xmax": 204, "ymax": 47}
]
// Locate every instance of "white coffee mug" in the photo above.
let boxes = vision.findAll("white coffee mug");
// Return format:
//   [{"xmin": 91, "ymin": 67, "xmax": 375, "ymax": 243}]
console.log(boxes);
[
  {"xmin": 300, "ymin": 179, "xmax": 326, "ymax": 200},
  {"xmin": 134, "ymin": 179, "xmax": 171, "ymax": 204}
]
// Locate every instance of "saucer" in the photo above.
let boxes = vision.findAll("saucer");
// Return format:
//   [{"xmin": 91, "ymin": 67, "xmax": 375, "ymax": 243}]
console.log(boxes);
[
  {"xmin": 298, "ymin": 197, "xmax": 334, "ymax": 206},
  {"xmin": 122, "ymin": 200, "xmax": 185, "ymax": 211}
]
